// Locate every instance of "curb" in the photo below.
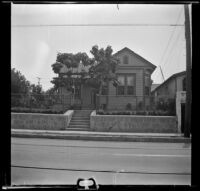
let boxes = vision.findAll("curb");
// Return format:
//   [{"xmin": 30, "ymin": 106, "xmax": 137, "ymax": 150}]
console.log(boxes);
[{"xmin": 11, "ymin": 132, "xmax": 191, "ymax": 143}]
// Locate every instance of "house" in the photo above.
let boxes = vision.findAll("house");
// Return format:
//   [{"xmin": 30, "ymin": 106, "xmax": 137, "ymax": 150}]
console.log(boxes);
[
  {"xmin": 151, "ymin": 84, "xmax": 160, "ymax": 92},
  {"xmin": 57, "ymin": 47, "xmax": 157, "ymax": 110},
  {"xmin": 151, "ymin": 71, "xmax": 186, "ymax": 99},
  {"xmin": 97, "ymin": 47, "xmax": 156, "ymax": 110}
]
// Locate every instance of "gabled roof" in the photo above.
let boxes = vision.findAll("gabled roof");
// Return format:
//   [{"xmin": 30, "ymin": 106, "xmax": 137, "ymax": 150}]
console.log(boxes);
[
  {"xmin": 151, "ymin": 71, "xmax": 186, "ymax": 93},
  {"xmin": 113, "ymin": 47, "xmax": 156, "ymax": 70}
]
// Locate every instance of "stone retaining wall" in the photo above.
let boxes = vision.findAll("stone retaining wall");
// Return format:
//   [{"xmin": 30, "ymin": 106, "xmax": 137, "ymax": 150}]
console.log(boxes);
[
  {"xmin": 11, "ymin": 110, "xmax": 74, "ymax": 130},
  {"xmin": 90, "ymin": 111, "xmax": 177, "ymax": 133}
]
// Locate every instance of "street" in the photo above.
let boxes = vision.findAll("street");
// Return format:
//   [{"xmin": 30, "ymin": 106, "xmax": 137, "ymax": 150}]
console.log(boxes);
[{"xmin": 11, "ymin": 137, "xmax": 191, "ymax": 185}]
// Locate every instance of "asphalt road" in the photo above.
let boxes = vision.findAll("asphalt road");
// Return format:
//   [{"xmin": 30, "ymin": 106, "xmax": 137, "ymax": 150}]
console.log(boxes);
[{"xmin": 11, "ymin": 138, "xmax": 191, "ymax": 185}]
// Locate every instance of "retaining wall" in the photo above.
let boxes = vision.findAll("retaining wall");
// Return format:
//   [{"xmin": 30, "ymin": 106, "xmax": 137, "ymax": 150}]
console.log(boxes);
[
  {"xmin": 90, "ymin": 111, "xmax": 177, "ymax": 133},
  {"xmin": 11, "ymin": 110, "xmax": 74, "ymax": 130}
]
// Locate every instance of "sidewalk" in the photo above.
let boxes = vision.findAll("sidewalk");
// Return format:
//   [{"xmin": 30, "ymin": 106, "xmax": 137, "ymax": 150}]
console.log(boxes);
[{"xmin": 11, "ymin": 129, "xmax": 191, "ymax": 143}]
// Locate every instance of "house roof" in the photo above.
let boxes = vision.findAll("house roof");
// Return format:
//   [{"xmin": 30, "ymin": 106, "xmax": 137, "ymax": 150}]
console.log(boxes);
[
  {"xmin": 113, "ymin": 47, "xmax": 157, "ymax": 70},
  {"xmin": 151, "ymin": 71, "xmax": 186, "ymax": 93},
  {"xmin": 151, "ymin": 84, "xmax": 160, "ymax": 92}
]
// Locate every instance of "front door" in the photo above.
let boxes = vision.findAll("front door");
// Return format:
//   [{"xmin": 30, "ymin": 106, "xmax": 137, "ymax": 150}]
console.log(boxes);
[
  {"xmin": 73, "ymin": 85, "xmax": 81, "ymax": 107},
  {"xmin": 81, "ymin": 85, "xmax": 95, "ymax": 109}
]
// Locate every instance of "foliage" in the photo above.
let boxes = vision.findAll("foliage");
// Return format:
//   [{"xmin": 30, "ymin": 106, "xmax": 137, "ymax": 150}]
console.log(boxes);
[
  {"xmin": 11, "ymin": 107, "xmax": 66, "ymax": 114},
  {"xmin": 11, "ymin": 68, "xmax": 31, "ymax": 94},
  {"xmin": 96, "ymin": 110, "xmax": 173, "ymax": 116},
  {"xmin": 29, "ymin": 84, "xmax": 45, "ymax": 108},
  {"xmin": 156, "ymin": 98, "xmax": 176, "ymax": 115},
  {"xmin": 51, "ymin": 51, "xmax": 91, "ymax": 90},
  {"xmin": 51, "ymin": 45, "xmax": 119, "ymax": 94},
  {"xmin": 86, "ymin": 45, "xmax": 119, "ymax": 93},
  {"xmin": 137, "ymin": 101, "xmax": 144, "ymax": 110},
  {"xmin": 126, "ymin": 103, "xmax": 132, "ymax": 110}
]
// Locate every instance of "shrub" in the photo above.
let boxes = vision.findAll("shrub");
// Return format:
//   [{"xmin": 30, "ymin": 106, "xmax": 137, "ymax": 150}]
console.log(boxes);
[
  {"xmin": 137, "ymin": 101, "xmax": 144, "ymax": 110},
  {"xmin": 11, "ymin": 107, "xmax": 65, "ymax": 114},
  {"xmin": 156, "ymin": 98, "xmax": 176, "ymax": 115},
  {"xmin": 126, "ymin": 103, "xmax": 132, "ymax": 110}
]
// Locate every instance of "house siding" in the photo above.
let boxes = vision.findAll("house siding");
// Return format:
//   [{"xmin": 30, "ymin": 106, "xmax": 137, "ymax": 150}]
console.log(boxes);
[
  {"xmin": 99, "ymin": 50, "xmax": 153, "ymax": 110},
  {"xmin": 154, "ymin": 74, "xmax": 186, "ymax": 99}
]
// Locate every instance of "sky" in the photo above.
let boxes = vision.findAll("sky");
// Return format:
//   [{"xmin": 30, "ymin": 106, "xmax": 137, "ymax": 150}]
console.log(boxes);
[{"xmin": 11, "ymin": 3, "xmax": 188, "ymax": 91}]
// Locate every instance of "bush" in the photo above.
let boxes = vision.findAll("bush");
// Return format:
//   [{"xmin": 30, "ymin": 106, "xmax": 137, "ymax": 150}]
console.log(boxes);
[
  {"xmin": 126, "ymin": 103, "xmax": 132, "ymax": 110},
  {"xmin": 156, "ymin": 98, "xmax": 176, "ymax": 115},
  {"xmin": 137, "ymin": 101, "xmax": 144, "ymax": 110},
  {"xmin": 96, "ymin": 109, "xmax": 175, "ymax": 116},
  {"xmin": 11, "ymin": 107, "xmax": 66, "ymax": 114}
]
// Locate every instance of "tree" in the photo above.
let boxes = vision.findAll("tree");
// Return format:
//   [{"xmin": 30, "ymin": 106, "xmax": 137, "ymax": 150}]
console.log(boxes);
[
  {"xmin": 30, "ymin": 84, "xmax": 43, "ymax": 94},
  {"xmin": 51, "ymin": 45, "xmax": 119, "ymax": 102},
  {"xmin": 86, "ymin": 45, "xmax": 119, "ymax": 94},
  {"xmin": 51, "ymin": 52, "xmax": 91, "ymax": 91},
  {"xmin": 11, "ymin": 68, "xmax": 30, "ymax": 94},
  {"xmin": 29, "ymin": 84, "xmax": 45, "ymax": 108}
]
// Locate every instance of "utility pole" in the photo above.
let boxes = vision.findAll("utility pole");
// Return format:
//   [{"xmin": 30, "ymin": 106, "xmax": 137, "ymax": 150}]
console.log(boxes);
[
  {"xmin": 184, "ymin": 4, "xmax": 192, "ymax": 137},
  {"xmin": 37, "ymin": 77, "xmax": 41, "ymax": 86}
]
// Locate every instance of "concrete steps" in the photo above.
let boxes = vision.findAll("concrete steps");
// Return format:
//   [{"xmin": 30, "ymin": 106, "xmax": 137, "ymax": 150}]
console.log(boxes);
[{"xmin": 66, "ymin": 110, "xmax": 92, "ymax": 131}]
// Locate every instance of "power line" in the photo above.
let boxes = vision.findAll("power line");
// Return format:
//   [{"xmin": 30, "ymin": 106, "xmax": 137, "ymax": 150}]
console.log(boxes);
[
  {"xmin": 161, "ymin": 27, "xmax": 183, "ymax": 71},
  {"xmin": 159, "ymin": 7, "xmax": 184, "ymax": 67},
  {"xmin": 153, "ymin": 7, "xmax": 184, "ymax": 81},
  {"xmin": 12, "ymin": 23, "xmax": 184, "ymax": 27},
  {"xmin": 11, "ymin": 165, "xmax": 190, "ymax": 175},
  {"xmin": 165, "ymin": 34, "xmax": 183, "ymax": 71}
]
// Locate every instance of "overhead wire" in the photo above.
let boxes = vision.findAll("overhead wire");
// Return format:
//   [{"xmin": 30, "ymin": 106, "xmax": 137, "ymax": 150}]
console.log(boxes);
[
  {"xmin": 12, "ymin": 24, "xmax": 184, "ymax": 27},
  {"xmin": 153, "ymin": 7, "xmax": 184, "ymax": 81},
  {"xmin": 161, "ymin": 27, "xmax": 184, "ymax": 71}
]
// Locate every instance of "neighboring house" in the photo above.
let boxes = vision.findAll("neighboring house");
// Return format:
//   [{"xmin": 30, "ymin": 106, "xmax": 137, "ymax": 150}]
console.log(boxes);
[
  {"xmin": 58, "ymin": 47, "xmax": 156, "ymax": 110},
  {"xmin": 151, "ymin": 71, "xmax": 186, "ymax": 99},
  {"xmin": 151, "ymin": 84, "xmax": 160, "ymax": 92}
]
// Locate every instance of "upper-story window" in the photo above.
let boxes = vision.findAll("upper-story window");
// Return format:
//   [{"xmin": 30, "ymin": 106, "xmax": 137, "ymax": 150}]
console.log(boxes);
[{"xmin": 123, "ymin": 55, "xmax": 129, "ymax": 64}]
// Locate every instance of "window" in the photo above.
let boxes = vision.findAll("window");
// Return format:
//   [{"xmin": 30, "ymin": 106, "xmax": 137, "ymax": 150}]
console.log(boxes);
[
  {"xmin": 117, "ymin": 75, "xmax": 125, "ymax": 95},
  {"xmin": 117, "ymin": 75, "xmax": 135, "ymax": 95},
  {"xmin": 123, "ymin": 55, "xmax": 129, "ymax": 64},
  {"xmin": 145, "ymin": 75, "xmax": 150, "ymax": 96},
  {"xmin": 127, "ymin": 76, "xmax": 135, "ymax": 95}
]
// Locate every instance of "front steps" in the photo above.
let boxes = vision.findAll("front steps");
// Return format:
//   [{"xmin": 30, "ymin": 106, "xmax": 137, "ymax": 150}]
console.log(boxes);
[{"xmin": 66, "ymin": 110, "xmax": 92, "ymax": 131}]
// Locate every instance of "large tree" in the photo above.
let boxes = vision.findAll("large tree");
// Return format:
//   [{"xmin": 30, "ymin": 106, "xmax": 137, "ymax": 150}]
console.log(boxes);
[
  {"xmin": 86, "ymin": 45, "xmax": 119, "ymax": 94},
  {"xmin": 11, "ymin": 68, "xmax": 31, "ymax": 94},
  {"xmin": 51, "ymin": 45, "xmax": 119, "ymax": 95},
  {"xmin": 51, "ymin": 52, "xmax": 91, "ymax": 91}
]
